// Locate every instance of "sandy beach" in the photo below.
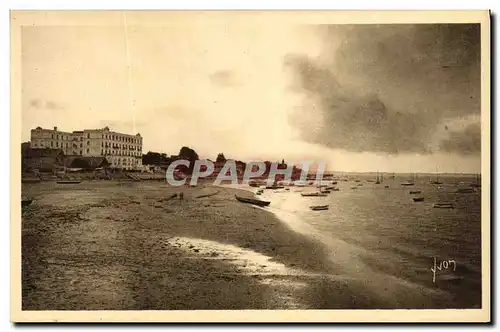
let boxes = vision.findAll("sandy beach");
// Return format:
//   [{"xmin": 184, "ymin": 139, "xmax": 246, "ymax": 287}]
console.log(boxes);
[{"xmin": 21, "ymin": 180, "xmax": 340, "ymax": 310}]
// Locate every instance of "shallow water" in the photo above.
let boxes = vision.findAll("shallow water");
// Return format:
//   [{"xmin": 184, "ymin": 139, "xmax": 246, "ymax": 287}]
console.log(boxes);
[{"xmin": 233, "ymin": 175, "xmax": 482, "ymax": 308}]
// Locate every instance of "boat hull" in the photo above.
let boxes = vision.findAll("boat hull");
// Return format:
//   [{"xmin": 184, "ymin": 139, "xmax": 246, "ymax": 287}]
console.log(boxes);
[
  {"xmin": 433, "ymin": 203, "xmax": 454, "ymax": 209},
  {"xmin": 310, "ymin": 205, "xmax": 329, "ymax": 211},
  {"xmin": 235, "ymin": 195, "xmax": 270, "ymax": 207}
]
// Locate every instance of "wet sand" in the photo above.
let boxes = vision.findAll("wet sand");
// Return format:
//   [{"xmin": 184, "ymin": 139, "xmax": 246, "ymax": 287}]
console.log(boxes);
[{"xmin": 21, "ymin": 181, "xmax": 337, "ymax": 310}]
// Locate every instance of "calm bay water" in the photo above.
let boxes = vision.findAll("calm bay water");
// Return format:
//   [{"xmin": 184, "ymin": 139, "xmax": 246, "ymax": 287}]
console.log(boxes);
[{"xmin": 257, "ymin": 175, "xmax": 482, "ymax": 308}]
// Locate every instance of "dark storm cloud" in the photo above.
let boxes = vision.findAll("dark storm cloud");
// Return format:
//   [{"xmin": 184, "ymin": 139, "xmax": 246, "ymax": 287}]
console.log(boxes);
[
  {"xmin": 439, "ymin": 122, "xmax": 481, "ymax": 155},
  {"xmin": 286, "ymin": 24, "xmax": 481, "ymax": 155}
]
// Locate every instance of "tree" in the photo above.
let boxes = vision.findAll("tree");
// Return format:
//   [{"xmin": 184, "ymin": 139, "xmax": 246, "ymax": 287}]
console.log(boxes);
[
  {"xmin": 216, "ymin": 153, "xmax": 226, "ymax": 163},
  {"xmin": 178, "ymin": 146, "xmax": 199, "ymax": 174}
]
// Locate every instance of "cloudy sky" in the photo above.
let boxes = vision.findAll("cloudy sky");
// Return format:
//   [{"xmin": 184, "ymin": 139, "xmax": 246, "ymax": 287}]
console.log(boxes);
[{"xmin": 20, "ymin": 12, "xmax": 483, "ymax": 173}]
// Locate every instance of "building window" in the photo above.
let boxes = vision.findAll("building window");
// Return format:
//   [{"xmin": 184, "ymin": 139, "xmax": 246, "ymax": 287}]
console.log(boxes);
[
  {"xmin": 66, "ymin": 143, "xmax": 68, "ymax": 147},
  {"xmin": 56, "ymin": 142, "xmax": 59, "ymax": 147},
  {"xmin": 88, "ymin": 133, "xmax": 90, "ymax": 138},
  {"xmin": 87, "ymin": 148, "xmax": 89, "ymax": 154},
  {"xmin": 51, "ymin": 141, "xmax": 53, "ymax": 147}
]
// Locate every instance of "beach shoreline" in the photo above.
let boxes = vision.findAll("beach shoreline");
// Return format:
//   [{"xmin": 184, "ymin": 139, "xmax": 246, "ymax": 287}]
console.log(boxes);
[
  {"xmin": 21, "ymin": 180, "xmax": 335, "ymax": 310},
  {"xmin": 21, "ymin": 179, "xmax": 478, "ymax": 310}
]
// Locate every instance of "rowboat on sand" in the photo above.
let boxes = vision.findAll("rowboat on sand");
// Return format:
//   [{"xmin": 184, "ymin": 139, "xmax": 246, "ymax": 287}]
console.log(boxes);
[
  {"xmin": 310, "ymin": 205, "xmax": 329, "ymax": 211},
  {"xmin": 22, "ymin": 199, "xmax": 33, "ymax": 207},
  {"xmin": 235, "ymin": 195, "xmax": 271, "ymax": 207},
  {"xmin": 433, "ymin": 203, "xmax": 454, "ymax": 209}
]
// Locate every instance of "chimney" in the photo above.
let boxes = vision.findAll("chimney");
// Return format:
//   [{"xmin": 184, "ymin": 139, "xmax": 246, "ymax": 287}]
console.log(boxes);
[{"xmin": 54, "ymin": 126, "xmax": 58, "ymax": 131}]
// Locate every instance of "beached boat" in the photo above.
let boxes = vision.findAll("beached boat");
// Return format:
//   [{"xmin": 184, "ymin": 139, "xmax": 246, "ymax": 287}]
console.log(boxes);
[
  {"xmin": 325, "ymin": 186, "xmax": 340, "ymax": 191},
  {"xmin": 384, "ymin": 185, "xmax": 390, "ymax": 188},
  {"xmin": 22, "ymin": 199, "xmax": 33, "ymax": 207},
  {"xmin": 235, "ymin": 195, "xmax": 271, "ymax": 207},
  {"xmin": 22, "ymin": 178, "xmax": 41, "ymax": 184},
  {"xmin": 301, "ymin": 192, "xmax": 328, "ymax": 197},
  {"xmin": 350, "ymin": 186, "xmax": 358, "ymax": 189},
  {"xmin": 409, "ymin": 190, "xmax": 422, "ymax": 194},
  {"xmin": 57, "ymin": 180, "xmax": 82, "ymax": 184},
  {"xmin": 433, "ymin": 203, "xmax": 454, "ymax": 209},
  {"xmin": 455, "ymin": 188, "xmax": 475, "ymax": 193},
  {"xmin": 265, "ymin": 185, "xmax": 284, "ymax": 190},
  {"xmin": 412, "ymin": 196, "xmax": 425, "ymax": 202},
  {"xmin": 310, "ymin": 205, "xmax": 329, "ymax": 211}
]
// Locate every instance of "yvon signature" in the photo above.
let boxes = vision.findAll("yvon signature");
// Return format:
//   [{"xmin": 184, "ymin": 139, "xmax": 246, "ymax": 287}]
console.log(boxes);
[{"xmin": 431, "ymin": 257, "xmax": 457, "ymax": 283}]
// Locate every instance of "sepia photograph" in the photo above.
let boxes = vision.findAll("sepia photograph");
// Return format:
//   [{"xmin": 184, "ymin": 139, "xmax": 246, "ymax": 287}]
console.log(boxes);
[{"xmin": 10, "ymin": 10, "xmax": 490, "ymax": 323}]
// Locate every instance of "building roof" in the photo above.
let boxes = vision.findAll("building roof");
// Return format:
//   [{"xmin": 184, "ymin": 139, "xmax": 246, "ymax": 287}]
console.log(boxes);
[{"xmin": 23, "ymin": 148, "xmax": 64, "ymax": 159}]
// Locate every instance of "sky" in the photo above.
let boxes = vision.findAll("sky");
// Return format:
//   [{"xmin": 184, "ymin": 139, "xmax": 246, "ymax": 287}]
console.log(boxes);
[{"xmin": 20, "ymin": 12, "xmax": 483, "ymax": 173}]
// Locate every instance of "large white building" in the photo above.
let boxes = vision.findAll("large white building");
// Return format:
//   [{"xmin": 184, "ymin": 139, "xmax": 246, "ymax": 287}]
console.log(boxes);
[{"xmin": 30, "ymin": 126, "xmax": 143, "ymax": 170}]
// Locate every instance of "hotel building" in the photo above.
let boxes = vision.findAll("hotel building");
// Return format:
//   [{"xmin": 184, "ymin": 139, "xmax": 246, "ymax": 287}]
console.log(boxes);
[{"xmin": 30, "ymin": 126, "xmax": 143, "ymax": 170}]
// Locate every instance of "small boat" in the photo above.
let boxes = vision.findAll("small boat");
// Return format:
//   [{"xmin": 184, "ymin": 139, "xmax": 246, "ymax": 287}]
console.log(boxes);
[
  {"xmin": 433, "ymin": 203, "xmax": 454, "ymax": 209},
  {"xmin": 401, "ymin": 181, "xmax": 414, "ymax": 186},
  {"xmin": 384, "ymin": 185, "xmax": 390, "ymax": 188},
  {"xmin": 455, "ymin": 188, "xmax": 475, "ymax": 193},
  {"xmin": 57, "ymin": 180, "xmax": 82, "ymax": 184},
  {"xmin": 332, "ymin": 188, "xmax": 340, "ymax": 191},
  {"xmin": 22, "ymin": 178, "xmax": 41, "ymax": 183},
  {"xmin": 22, "ymin": 199, "xmax": 33, "ymax": 207},
  {"xmin": 249, "ymin": 181, "xmax": 260, "ymax": 187},
  {"xmin": 320, "ymin": 190, "xmax": 331, "ymax": 194},
  {"xmin": 350, "ymin": 186, "xmax": 358, "ymax": 189},
  {"xmin": 469, "ymin": 174, "xmax": 481, "ymax": 188},
  {"xmin": 235, "ymin": 195, "xmax": 270, "ymax": 207},
  {"xmin": 310, "ymin": 205, "xmax": 329, "ymax": 211},
  {"xmin": 412, "ymin": 196, "xmax": 425, "ymax": 202},
  {"xmin": 265, "ymin": 185, "xmax": 284, "ymax": 190},
  {"xmin": 301, "ymin": 192, "xmax": 328, "ymax": 197},
  {"xmin": 409, "ymin": 190, "xmax": 422, "ymax": 194},
  {"xmin": 430, "ymin": 168, "xmax": 443, "ymax": 185}
]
